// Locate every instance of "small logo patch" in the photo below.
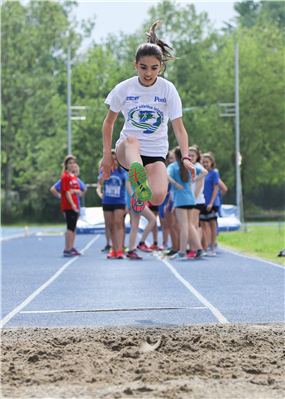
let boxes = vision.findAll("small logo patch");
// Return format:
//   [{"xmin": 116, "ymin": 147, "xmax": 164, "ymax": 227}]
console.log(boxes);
[{"xmin": 127, "ymin": 96, "xmax": 140, "ymax": 102}]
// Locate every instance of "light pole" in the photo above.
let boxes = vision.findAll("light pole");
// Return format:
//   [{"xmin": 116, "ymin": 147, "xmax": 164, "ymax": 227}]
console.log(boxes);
[
  {"xmin": 219, "ymin": 43, "xmax": 243, "ymax": 223},
  {"xmin": 67, "ymin": 46, "xmax": 86, "ymax": 155},
  {"xmin": 67, "ymin": 46, "xmax": 71, "ymax": 154}
]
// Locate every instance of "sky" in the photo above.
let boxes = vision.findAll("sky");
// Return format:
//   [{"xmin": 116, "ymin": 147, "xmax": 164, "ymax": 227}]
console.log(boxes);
[{"xmin": 71, "ymin": 0, "xmax": 239, "ymax": 51}]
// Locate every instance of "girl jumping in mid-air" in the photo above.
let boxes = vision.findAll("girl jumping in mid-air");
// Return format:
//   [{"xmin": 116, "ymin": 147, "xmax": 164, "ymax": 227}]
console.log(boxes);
[{"xmin": 99, "ymin": 20, "xmax": 196, "ymax": 213}]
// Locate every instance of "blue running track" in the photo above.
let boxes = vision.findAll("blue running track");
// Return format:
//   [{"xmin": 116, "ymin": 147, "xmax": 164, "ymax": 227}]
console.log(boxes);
[{"xmin": 1, "ymin": 231, "xmax": 284, "ymax": 328}]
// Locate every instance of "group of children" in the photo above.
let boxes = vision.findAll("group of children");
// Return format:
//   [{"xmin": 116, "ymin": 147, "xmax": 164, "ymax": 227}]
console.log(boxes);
[
  {"xmin": 54, "ymin": 20, "xmax": 227, "ymax": 259},
  {"xmin": 97, "ymin": 145, "xmax": 227, "ymax": 260}
]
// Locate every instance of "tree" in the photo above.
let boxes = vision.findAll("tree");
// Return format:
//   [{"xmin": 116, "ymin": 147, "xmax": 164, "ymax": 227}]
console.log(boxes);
[
  {"xmin": 209, "ymin": 23, "xmax": 284, "ymax": 206},
  {"xmin": 1, "ymin": 1, "xmax": 81, "ymax": 219},
  {"xmin": 234, "ymin": 1, "xmax": 285, "ymax": 30},
  {"xmin": 234, "ymin": 1, "xmax": 261, "ymax": 28}
]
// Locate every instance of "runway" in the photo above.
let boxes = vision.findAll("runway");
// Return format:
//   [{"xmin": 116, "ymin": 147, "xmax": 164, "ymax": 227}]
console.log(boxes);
[{"xmin": 1, "ymin": 232, "xmax": 284, "ymax": 328}]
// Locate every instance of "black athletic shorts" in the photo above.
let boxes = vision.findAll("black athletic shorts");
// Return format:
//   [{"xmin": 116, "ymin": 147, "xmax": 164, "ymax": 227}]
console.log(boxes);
[
  {"xmin": 117, "ymin": 155, "xmax": 166, "ymax": 172},
  {"xmin": 176, "ymin": 205, "xmax": 195, "ymax": 210},
  {"xmin": 63, "ymin": 209, "xmax": 79, "ymax": 232},
  {"xmin": 194, "ymin": 203, "xmax": 205, "ymax": 212},
  {"xmin": 103, "ymin": 203, "xmax": 125, "ymax": 212},
  {"xmin": 149, "ymin": 205, "xmax": 159, "ymax": 212},
  {"xmin": 199, "ymin": 205, "xmax": 219, "ymax": 221}
]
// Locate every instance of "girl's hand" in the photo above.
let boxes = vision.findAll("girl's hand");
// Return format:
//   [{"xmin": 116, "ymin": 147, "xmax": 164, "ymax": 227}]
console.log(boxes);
[
  {"xmin": 182, "ymin": 159, "xmax": 196, "ymax": 181},
  {"xmin": 72, "ymin": 203, "xmax": 79, "ymax": 213},
  {"xmin": 99, "ymin": 153, "xmax": 114, "ymax": 180},
  {"xmin": 206, "ymin": 203, "xmax": 213, "ymax": 212}
]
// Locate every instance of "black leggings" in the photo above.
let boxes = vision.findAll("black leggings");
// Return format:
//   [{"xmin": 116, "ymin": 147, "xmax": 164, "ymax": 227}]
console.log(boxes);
[{"xmin": 64, "ymin": 209, "xmax": 79, "ymax": 232}]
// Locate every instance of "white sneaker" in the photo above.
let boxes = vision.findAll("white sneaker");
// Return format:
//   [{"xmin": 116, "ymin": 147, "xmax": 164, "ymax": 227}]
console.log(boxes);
[
  {"xmin": 169, "ymin": 252, "xmax": 187, "ymax": 260},
  {"xmin": 207, "ymin": 249, "xmax": 216, "ymax": 257}
]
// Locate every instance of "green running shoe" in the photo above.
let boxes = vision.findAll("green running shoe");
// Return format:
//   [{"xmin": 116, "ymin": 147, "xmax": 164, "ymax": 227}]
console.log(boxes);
[{"xmin": 129, "ymin": 162, "xmax": 152, "ymax": 202}]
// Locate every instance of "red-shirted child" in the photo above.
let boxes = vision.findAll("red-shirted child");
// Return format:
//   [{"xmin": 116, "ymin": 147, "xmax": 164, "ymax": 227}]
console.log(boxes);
[{"xmin": 61, "ymin": 155, "xmax": 80, "ymax": 257}]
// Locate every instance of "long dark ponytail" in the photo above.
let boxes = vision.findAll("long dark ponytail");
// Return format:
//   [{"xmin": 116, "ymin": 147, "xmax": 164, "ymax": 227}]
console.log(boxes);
[
  {"xmin": 174, "ymin": 147, "xmax": 189, "ymax": 183},
  {"xmin": 135, "ymin": 20, "xmax": 177, "ymax": 73}
]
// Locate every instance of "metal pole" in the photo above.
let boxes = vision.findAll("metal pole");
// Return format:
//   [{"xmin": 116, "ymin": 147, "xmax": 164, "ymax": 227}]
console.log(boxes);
[
  {"xmin": 67, "ymin": 46, "xmax": 71, "ymax": 154},
  {"xmin": 235, "ymin": 42, "xmax": 240, "ymax": 221}
]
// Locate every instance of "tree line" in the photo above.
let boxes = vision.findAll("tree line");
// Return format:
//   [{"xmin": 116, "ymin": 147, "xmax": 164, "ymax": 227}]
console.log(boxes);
[{"xmin": 1, "ymin": 1, "xmax": 284, "ymax": 223}]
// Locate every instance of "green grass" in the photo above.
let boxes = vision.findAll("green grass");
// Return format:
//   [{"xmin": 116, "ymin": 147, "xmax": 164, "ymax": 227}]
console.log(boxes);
[
  {"xmin": 2, "ymin": 223, "xmax": 65, "ymax": 228},
  {"xmin": 217, "ymin": 225, "xmax": 285, "ymax": 265}
]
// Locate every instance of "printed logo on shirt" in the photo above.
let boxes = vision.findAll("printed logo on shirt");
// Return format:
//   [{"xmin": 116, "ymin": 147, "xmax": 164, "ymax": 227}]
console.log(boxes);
[
  {"xmin": 70, "ymin": 179, "xmax": 78, "ymax": 187},
  {"xmin": 154, "ymin": 96, "xmax": 166, "ymax": 103},
  {"xmin": 127, "ymin": 105, "xmax": 164, "ymax": 134},
  {"xmin": 105, "ymin": 176, "xmax": 122, "ymax": 198},
  {"xmin": 126, "ymin": 96, "xmax": 140, "ymax": 103}
]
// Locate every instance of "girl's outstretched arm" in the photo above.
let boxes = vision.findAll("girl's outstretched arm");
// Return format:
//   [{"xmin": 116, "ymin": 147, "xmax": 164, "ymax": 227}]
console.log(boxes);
[
  {"xmin": 99, "ymin": 109, "xmax": 119, "ymax": 179},
  {"xmin": 171, "ymin": 118, "xmax": 196, "ymax": 180}
]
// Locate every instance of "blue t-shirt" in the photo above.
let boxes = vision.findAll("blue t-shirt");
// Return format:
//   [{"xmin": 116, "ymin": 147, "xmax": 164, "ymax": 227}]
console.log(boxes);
[
  {"xmin": 53, "ymin": 177, "xmax": 86, "ymax": 210},
  {"xmin": 203, "ymin": 169, "xmax": 220, "ymax": 207},
  {"xmin": 98, "ymin": 168, "xmax": 126, "ymax": 205},
  {"xmin": 167, "ymin": 162, "xmax": 202, "ymax": 207}
]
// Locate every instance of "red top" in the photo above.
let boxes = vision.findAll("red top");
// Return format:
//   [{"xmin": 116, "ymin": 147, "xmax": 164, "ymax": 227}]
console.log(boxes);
[{"xmin": 61, "ymin": 171, "xmax": 79, "ymax": 212}]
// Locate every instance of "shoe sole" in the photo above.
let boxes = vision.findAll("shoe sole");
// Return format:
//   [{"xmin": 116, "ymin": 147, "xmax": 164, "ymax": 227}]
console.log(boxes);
[{"xmin": 129, "ymin": 162, "xmax": 152, "ymax": 202}]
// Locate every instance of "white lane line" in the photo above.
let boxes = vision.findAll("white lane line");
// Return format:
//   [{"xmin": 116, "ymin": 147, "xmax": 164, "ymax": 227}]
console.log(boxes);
[
  {"xmin": 1, "ymin": 235, "xmax": 100, "ymax": 328},
  {"xmin": 20, "ymin": 306, "xmax": 207, "ymax": 314},
  {"xmin": 143, "ymin": 234, "xmax": 229, "ymax": 324},
  {"xmin": 1, "ymin": 234, "xmax": 31, "ymax": 241},
  {"xmin": 158, "ymin": 256, "xmax": 229, "ymax": 324},
  {"xmin": 220, "ymin": 246, "xmax": 285, "ymax": 269}
]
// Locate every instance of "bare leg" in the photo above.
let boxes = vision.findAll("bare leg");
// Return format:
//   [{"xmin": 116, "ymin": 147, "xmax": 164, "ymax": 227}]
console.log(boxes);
[
  {"xmin": 150, "ymin": 209, "xmax": 158, "ymax": 244},
  {"xmin": 140, "ymin": 207, "xmax": 156, "ymax": 243},
  {"xmin": 103, "ymin": 211, "xmax": 111, "ymax": 246},
  {"xmin": 104, "ymin": 211, "xmax": 117, "ymax": 251},
  {"xmin": 159, "ymin": 216, "xmax": 169, "ymax": 245},
  {"xmin": 71, "ymin": 229, "xmax": 77, "ymax": 249},
  {"xmin": 187, "ymin": 209, "xmax": 202, "ymax": 251},
  {"xmin": 129, "ymin": 212, "xmax": 140, "ymax": 251},
  {"xmin": 116, "ymin": 135, "xmax": 142, "ymax": 169},
  {"xmin": 175, "ymin": 208, "xmax": 189, "ymax": 254},
  {"xmin": 114, "ymin": 208, "xmax": 125, "ymax": 251},
  {"xmin": 145, "ymin": 162, "xmax": 168, "ymax": 205},
  {"xmin": 209, "ymin": 219, "xmax": 218, "ymax": 250},
  {"xmin": 200, "ymin": 221, "xmax": 209, "ymax": 251},
  {"xmin": 65, "ymin": 230, "xmax": 74, "ymax": 251},
  {"xmin": 165, "ymin": 209, "xmax": 179, "ymax": 251}
]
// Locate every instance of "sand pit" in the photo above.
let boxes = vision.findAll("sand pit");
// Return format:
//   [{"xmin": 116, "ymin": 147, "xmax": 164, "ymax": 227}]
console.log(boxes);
[{"xmin": 1, "ymin": 323, "xmax": 284, "ymax": 398}]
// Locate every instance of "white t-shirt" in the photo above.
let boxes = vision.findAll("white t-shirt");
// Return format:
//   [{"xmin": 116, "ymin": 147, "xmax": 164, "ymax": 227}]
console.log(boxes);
[
  {"xmin": 105, "ymin": 76, "xmax": 183, "ymax": 158},
  {"xmin": 191, "ymin": 162, "xmax": 205, "ymax": 205}
]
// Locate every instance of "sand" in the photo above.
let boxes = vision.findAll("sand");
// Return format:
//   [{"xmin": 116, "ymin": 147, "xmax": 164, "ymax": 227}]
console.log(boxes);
[{"xmin": 1, "ymin": 323, "xmax": 284, "ymax": 399}]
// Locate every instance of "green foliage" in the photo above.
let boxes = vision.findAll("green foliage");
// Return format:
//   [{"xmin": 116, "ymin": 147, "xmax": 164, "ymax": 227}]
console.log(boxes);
[
  {"xmin": 234, "ymin": 1, "xmax": 285, "ymax": 29},
  {"xmin": 1, "ymin": 0, "xmax": 284, "ymax": 223}
]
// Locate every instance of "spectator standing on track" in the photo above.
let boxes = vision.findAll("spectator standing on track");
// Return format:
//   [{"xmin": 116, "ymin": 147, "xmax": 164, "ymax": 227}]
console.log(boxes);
[
  {"xmin": 98, "ymin": 150, "xmax": 126, "ymax": 259},
  {"xmin": 59, "ymin": 155, "xmax": 80, "ymax": 257},
  {"xmin": 51, "ymin": 163, "xmax": 87, "ymax": 214},
  {"xmin": 125, "ymin": 172, "xmax": 156, "ymax": 259},
  {"xmin": 167, "ymin": 147, "xmax": 206, "ymax": 260},
  {"xmin": 187, "ymin": 145, "xmax": 208, "ymax": 258},
  {"xmin": 200, "ymin": 152, "xmax": 220, "ymax": 256},
  {"xmin": 163, "ymin": 150, "xmax": 180, "ymax": 257},
  {"xmin": 99, "ymin": 20, "xmax": 196, "ymax": 217}
]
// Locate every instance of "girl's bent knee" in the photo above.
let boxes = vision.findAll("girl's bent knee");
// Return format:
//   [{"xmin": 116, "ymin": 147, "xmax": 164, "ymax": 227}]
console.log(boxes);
[
  {"xmin": 126, "ymin": 135, "xmax": 139, "ymax": 146},
  {"xmin": 150, "ymin": 191, "xmax": 167, "ymax": 206}
]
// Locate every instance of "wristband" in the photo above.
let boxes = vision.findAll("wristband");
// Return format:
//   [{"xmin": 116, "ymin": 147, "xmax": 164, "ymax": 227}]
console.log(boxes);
[
  {"xmin": 181, "ymin": 156, "xmax": 192, "ymax": 163},
  {"xmin": 57, "ymin": 194, "xmax": 61, "ymax": 199}
]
